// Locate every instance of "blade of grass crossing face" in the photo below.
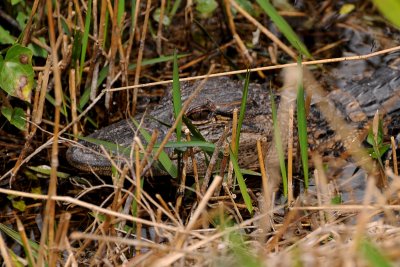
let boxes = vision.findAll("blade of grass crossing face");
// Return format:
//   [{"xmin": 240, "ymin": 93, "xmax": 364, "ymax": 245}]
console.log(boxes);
[
  {"xmin": 172, "ymin": 51, "xmax": 182, "ymax": 142},
  {"xmin": 117, "ymin": 0, "xmax": 125, "ymax": 26},
  {"xmin": 229, "ymin": 149, "xmax": 253, "ymax": 214},
  {"xmin": 270, "ymin": 91, "xmax": 288, "ymax": 197},
  {"xmin": 296, "ymin": 61, "xmax": 309, "ymax": 189},
  {"xmin": 79, "ymin": 0, "xmax": 92, "ymax": 79},
  {"xmin": 235, "ymin": 70, "xmax": 250, "ymax": 156},
  {"xmin": 255, "ymin": 0, "xmax": 311, "ymax": 58}
]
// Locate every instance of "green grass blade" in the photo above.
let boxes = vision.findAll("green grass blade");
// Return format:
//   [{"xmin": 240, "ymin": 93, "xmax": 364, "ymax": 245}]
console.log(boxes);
[
  {"xmin": 117, "ymin": 0, "xmax": 125, "ymax": 26},
  {"xmin": 0, "ymin": 223, "xmax": 39, "ymax": 258},
  {"xmin": 79, "ymin": 0, "xmax": 92, "ymax": 79},
  {"xmin": 372, "ymin": 0, "xmax": 400, "ymax": 28},
  {"xmin": 169, "ymin": 0, "xmax": 183, "ymax": 17},
  {"xmin": 229, "ymin": 148, "xmax": 253, "ymax": 214},
  {"xmin": 360, "ymin": 239, "xmax": 392, "ymax": 267},
  {"xmin": 270, "ymin": 91, "xmax": 287, "ymax": 197},
  {"xmin": 235, "ymin": 70, "xmax": 250, "ymax": 155},
  {"xmin": 172, "ymin": 50, "xmax": 182, "ymax": 142},
  {"xmin": 255, "ymin": 0, "xmax": 311, "ymax": 58},
  {"xmin": 296, "ymin": 61, "xmax": 309, "ymax": 188}
]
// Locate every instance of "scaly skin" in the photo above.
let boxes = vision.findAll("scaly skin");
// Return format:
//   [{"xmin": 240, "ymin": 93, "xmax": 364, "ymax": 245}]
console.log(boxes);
[{"xmin": 66, "ymin": 58, "xmax": 400, "ymax": 175}]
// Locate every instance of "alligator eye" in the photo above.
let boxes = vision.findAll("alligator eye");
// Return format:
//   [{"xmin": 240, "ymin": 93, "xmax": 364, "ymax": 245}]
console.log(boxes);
[{"xmin": 187, "ymin": 108, "xmax": 214, "ymax": 122}]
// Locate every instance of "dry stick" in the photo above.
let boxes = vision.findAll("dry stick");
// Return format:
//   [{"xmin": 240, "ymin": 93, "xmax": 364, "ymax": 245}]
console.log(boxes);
[
  {"xmin": 230, "ymin": 0, "xmax": 297, "ymax": 60},
  {"xmin": 227, "ymin": 108, "xmax": 238, "ymax": 188},
  {"xmin": 257, "ymin": 138, "xmax": 268, "ymax": 201},
  {"xmin": 215, "ymin": 142, "xmax": 230, "ymax": 196},
  {"xmin": 16, "ymin": 216, "xmax": 36, "ymax": 266},
  {"xmin": 21, "ymin": 0, "xmax": 40, "ymax": 46},
  {"xmin": 72, "ymin": 0, "xmax": 85, "ymax": 31},
  {"xmin": 223, "ymin": 182, "xmax": 243, "ymax": 223},
  {"xmin": 104, "ymin": 0, "xmax": 120, "ymax": 110},
  {"xmin": 126, "ymin": 0, "xmax": 141, "ymax": 62},
  {"xmin": 0, "ymin": 231, "xmax": 12, "ymax": 267},
  {"xmin": 201, "ymin": 126, "xmax": 230, "ymax": 195},
  {"xmin": 135, "ymin": 143, "xmax": 142, "ymax": 255},
  {"xmin": 39, "ymin": 1, "xmax": 63, "ymax": 266},
  {"xmin": 131, "ymin": 0, "xmax": 152, "ymax": 114},
  {"xmin": 69, "ymin": 69, "xmax": 79, "ymax": 137},
  {"xmin": 172, "ymin": 175, "xmax": 224, "ymax": 251},
  {"xmin": 52, "ymin": 212, "xmax": 71, "ymax": 265},
  {"xmin": 156, "ymin": 194, "xmax": 175, "ymax": 219},
  {"xmin": 223, "ymin": 0, "xmax": 253, "ymax": 64},
  {"xmin": 156, "ymin": 0, "xmax": 166, "ymax": 55},
  {"xmin": 91, "ymin": 0, "xmax": 107, "ymax": 101},
  {"xmin": 287, "ymin": 105, "xmax": 294, "ymax": 203},
  {"xmin": 185, "ymin": 130, "xmax": 201, "ymax": 201},
  {"xmin": 176, "ymin": 145, "xmax": 188, "ymax": 212},
  {"xmin": 351, "ymin": 177, "xmax": 376, "ymax": 254},
  {"xmin": 179, "ymin": 40, "xmax": 236, "ymax": 71},
  {"xmin": 391, "ymin": 136, "xmax": 398, "ymax": 176},
  {"xmin": 139, "ymin": 129, "xmax": 159, "ymax": 174}
]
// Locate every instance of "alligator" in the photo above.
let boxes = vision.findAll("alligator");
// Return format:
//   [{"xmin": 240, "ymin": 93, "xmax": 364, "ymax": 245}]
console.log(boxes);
[{"xmin": 66, "ymin": 54, "xmax": 400, "ymax": 177}]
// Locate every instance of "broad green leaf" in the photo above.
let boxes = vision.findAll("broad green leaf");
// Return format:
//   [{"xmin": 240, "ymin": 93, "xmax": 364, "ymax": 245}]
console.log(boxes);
[
  {"xmin": 0, "ymin": 26, "xmax": 16, "ymax": 44},
  {"xmin": 28, "ymin": 165, "xmax": 71, "ymax": 179},
  {"xmin": 1, "ymin": 106, "xmax": 26, "ymax": 130},
  {"xmin": 0, "ymin": 44, "xmax": 34, "ymax": 102},
  {"xmin": 372, "ymin": 0, "xmax": 400, "ymax": 28},
  {"xmin": 339, "ymin": 4, "xmax": 355, "ymax": 15},
  {"xmin": 196, "ymin": 0, "xmax": 218, "ymax": 17},
  {"xmin": 11, "ymin": 0, "xmax": 23, "ymax": 5},
  {"xmin": 11, "ymin": 199, "xmax": 26, "ymax": 212}
]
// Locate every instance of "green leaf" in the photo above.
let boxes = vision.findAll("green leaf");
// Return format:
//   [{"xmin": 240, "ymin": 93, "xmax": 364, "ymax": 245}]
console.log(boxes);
[
  {"xmin": 11, "ymin": 199, "xmax": 26, "ymax": 212},
  {"xmin": 28, "ymin": 38, "xmax": 48, "ymax": 58},
  {"xmin": 1, "ymin": 106, "xmax": 26, "ymax": 130},
  {"xmin": 0, "ymin": 25, "xmax": 16, "ymax": 44},
  {"xmin": 11, "ymin": 0, "xmax": 23, "ymax": 5},
  {"xmin": 28, "ymin": 165, "xmax": 71, "ymax": 179},
  {"xmin": 372, "ymin": 0, "xmax": 400, "ymax": 28},
  {"xmin": 153, "ymin": 8, "xmax": 171, "ymax": 26},
  {"xmin": 196, "ymin": 0, "xmax": 218, "ymax": 17},
  {"xmin": 229, "ymin": 148, "xmax": 253, "ymax": 214},
  {"xmin": 339, "ymin": 4, "xmax": 355, "ymax": 15},
  {"xmin": 16, "ymin": 11, "xmax": 28, "ymax": 28},
  {"xmin": 0, "ymin": 44, "xmax": 34, "ymax": 102},
  {"xmin": 255, "ymin": 0, "xmax": 311, "ymax": 58},
  {"xmin": 330, "ymin": 195, "xmax": 342, "ymax": 205}
]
